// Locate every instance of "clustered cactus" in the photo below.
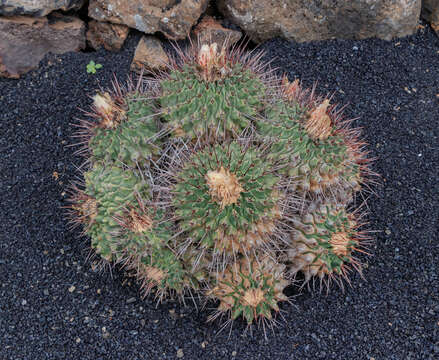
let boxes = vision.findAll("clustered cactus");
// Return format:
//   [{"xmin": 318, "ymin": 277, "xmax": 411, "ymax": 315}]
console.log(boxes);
[{"xmin": 67, "ymin": 40, "xmax": 375, "ymax": 328}]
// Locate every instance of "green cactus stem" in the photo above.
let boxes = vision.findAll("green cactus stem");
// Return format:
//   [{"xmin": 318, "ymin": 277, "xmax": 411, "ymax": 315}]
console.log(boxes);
[{"xmin": 207, "ymin": 256, "xmax": 289, "ymax": 325}]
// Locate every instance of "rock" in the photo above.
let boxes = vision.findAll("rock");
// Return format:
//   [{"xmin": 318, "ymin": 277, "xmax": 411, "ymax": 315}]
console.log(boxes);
[
  {"xmin": 193, "ymin": 16, "xmax": 242, "ymax": 48},
  {"xmin": 218, "ymin": 0, "xmax": 422, "ymax": 43},
  {"xmin": 87, "ymin": 20, "xmax": 129, "ymax": 51},
  {"xmin": 0, "ymin": 0, "xmax": 85, "ymax": 17},
  {"xmin": 130, "ymin": 36, "xmax": 169, "ymax": 74},
  {"xmin": 0, "ymin": 14, "xmax": 85, "ymax": 78},
  {"xmin": 89, "ymin": 0, "xmax": 209, "ymax": 40},
  {"xmin": 422, "ymin": 0, "xmax": 439, "ymax": 33}
]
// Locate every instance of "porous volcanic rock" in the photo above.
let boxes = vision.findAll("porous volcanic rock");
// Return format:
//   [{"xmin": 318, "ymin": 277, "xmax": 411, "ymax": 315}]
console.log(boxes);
[
  {"xmin": 0, "ymin": 0, "xmax": 85, "ymax": 17},
  {"xmin": 130, "ymin": 36, "xmax": 169, "ymax": 73},
  {"xmin": 422, "ymin": 0, "xmax": 439, "ymax": 33},
  {"xmin": 0, "ymin": 14, "xmax": 85, "ymax": 78},
  {"xmin": 87, "ymin": 20, "xmax": 129, "ymax": 51},
  {"xmin": 193, "ymin": 15, "xmax": 242, "ymax": 47},
  {"xmin": 218, "ymin": 0, "xmax": 422, "ymax": 43},
  {"xmin": 88, "ymin": 0, "xmax": 209, "ymax": 40}
]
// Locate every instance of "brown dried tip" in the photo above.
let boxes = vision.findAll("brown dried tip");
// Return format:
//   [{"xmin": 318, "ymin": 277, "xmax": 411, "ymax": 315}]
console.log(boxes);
[
  {"xmin": 242, "ymin": 288, "xmax": 265, "ymax": 308},
  {"xmin": 305, "ymin": 99, "xmax": 332, "ymax": 140},
  {"xmin": 72, "ymin": 195, "xmax": 98, "ymax": 224},
  {"xmin": 145, "ymin": 266, "xmax": 167, "ymax": 284},
  {"xmin": 330, "ymin": 231, "xmax": 351, "ymax": 257},
  {"xmin": 282, "ymin": 76, "xmax": 301, "ymax": 101},
  {"xmin": 92, "ymin": 92, "xmax": 125, "ymax": 129},
  {"xmin": 135, "ymin": 264, "xmax": 169, "ymax": 298},
  {"xmin": 197, "ymin": 43, "xmax": 230, "ymax": 81},
  {"xmin": 205, "ymin": 166, "xmax": 243, "ymax": 208},
  {"xmin": 127, "ymin": 208, "xmax": 153, "ymax": 234},
  {"xmin": 197, "ymin": 43, "xmax": 219, "ymax": 68}
]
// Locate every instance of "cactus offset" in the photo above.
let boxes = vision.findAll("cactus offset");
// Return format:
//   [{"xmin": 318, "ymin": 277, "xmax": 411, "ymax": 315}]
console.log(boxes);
[
  {"xmin": 89, "ymin": 93, "xmax": 160, "ymax": 167},
  {"xmin": 208, "ymin": 257, "xmax": 289, "ymax": 325},
  {"xmin": 160, "ymin": 43, "xmax": 266, "ymax": 139},
  {"xmin": 286, "ymin": 201, "xmax": 368, "ymax": 289},
  {"xmin": 82, "ymin": 164, "xmax": 149, "ymax": 261},
  {"xmin": 133, "ymin": 248, "xmax": 189, "ymax": 300},
  {"xmin": 259, "ymin": 77, "xmax": 367, "ymax": 202}
]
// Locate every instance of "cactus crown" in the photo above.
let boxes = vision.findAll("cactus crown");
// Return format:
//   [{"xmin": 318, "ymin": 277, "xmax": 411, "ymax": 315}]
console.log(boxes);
[
  {"xmin": 171, "ymin": 141, "xmax": 282, "ymax": 262},
  {"xmin": 206, "ymin": 166, "xmax": 243, "ymax": 208},
  {"xmin": 68, "ymin": 40, "xmax": 375, "ymax": 329},
  {"xmin": 160, "ymin": 42, "xmax": 267, "ymax": 140}
]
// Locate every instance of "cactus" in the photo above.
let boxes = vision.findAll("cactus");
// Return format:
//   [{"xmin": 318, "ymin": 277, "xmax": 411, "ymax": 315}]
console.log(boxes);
[
  {"xmin": 207, "ymin": 257, "xmax": 289, "ymax": 325},
  {"xmin": 132, "ymin": 247, "xmax": 190, "ymax": 301},
  {"xmin": 68, "ymin": 40, "xmax": 375, "ymax": 328},
  {"xmin": 258, "ymin": 77, "xmax": 369, "ymax": 203},
  {"xmin": 160, "ymin": 43, "xmax": 266, "ymax": 139},
  {"xmin": 81, "ymin": 163, "xmax": 150, "ymax": 261},
  {"xmin": 75, "ymin": 81, "xmax": 161, "ymax": 168},
  {"xmin": 286, "ymin": 201, "xmax": 368, "ymax": 289},
  {"xmin": 169, "ymin": 141, "xmax": 283, "ymax": 265}
]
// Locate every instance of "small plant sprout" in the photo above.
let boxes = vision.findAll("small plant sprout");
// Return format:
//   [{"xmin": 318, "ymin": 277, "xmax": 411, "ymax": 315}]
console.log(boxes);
[{"xmin": 86, "ymin": 60, "xmax": 103, "ymax": 74}]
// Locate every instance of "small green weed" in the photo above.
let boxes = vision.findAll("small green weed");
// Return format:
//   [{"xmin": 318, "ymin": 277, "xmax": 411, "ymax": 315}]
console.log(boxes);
[{"xmin": 86, "ymin": 60, "xmax": 103, "ymax": 74}]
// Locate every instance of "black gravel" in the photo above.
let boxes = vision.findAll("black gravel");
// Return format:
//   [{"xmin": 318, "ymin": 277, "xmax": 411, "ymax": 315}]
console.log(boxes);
[{"xmin": 1, "ymin": 25, "xmax": 438, "ymax": 359}]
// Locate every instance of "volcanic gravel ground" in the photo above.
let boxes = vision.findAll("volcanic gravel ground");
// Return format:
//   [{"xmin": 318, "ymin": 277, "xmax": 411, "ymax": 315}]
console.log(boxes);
[{"xmin": 1, "ymin": 26, "xmax": 438, "ymax": 359}]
